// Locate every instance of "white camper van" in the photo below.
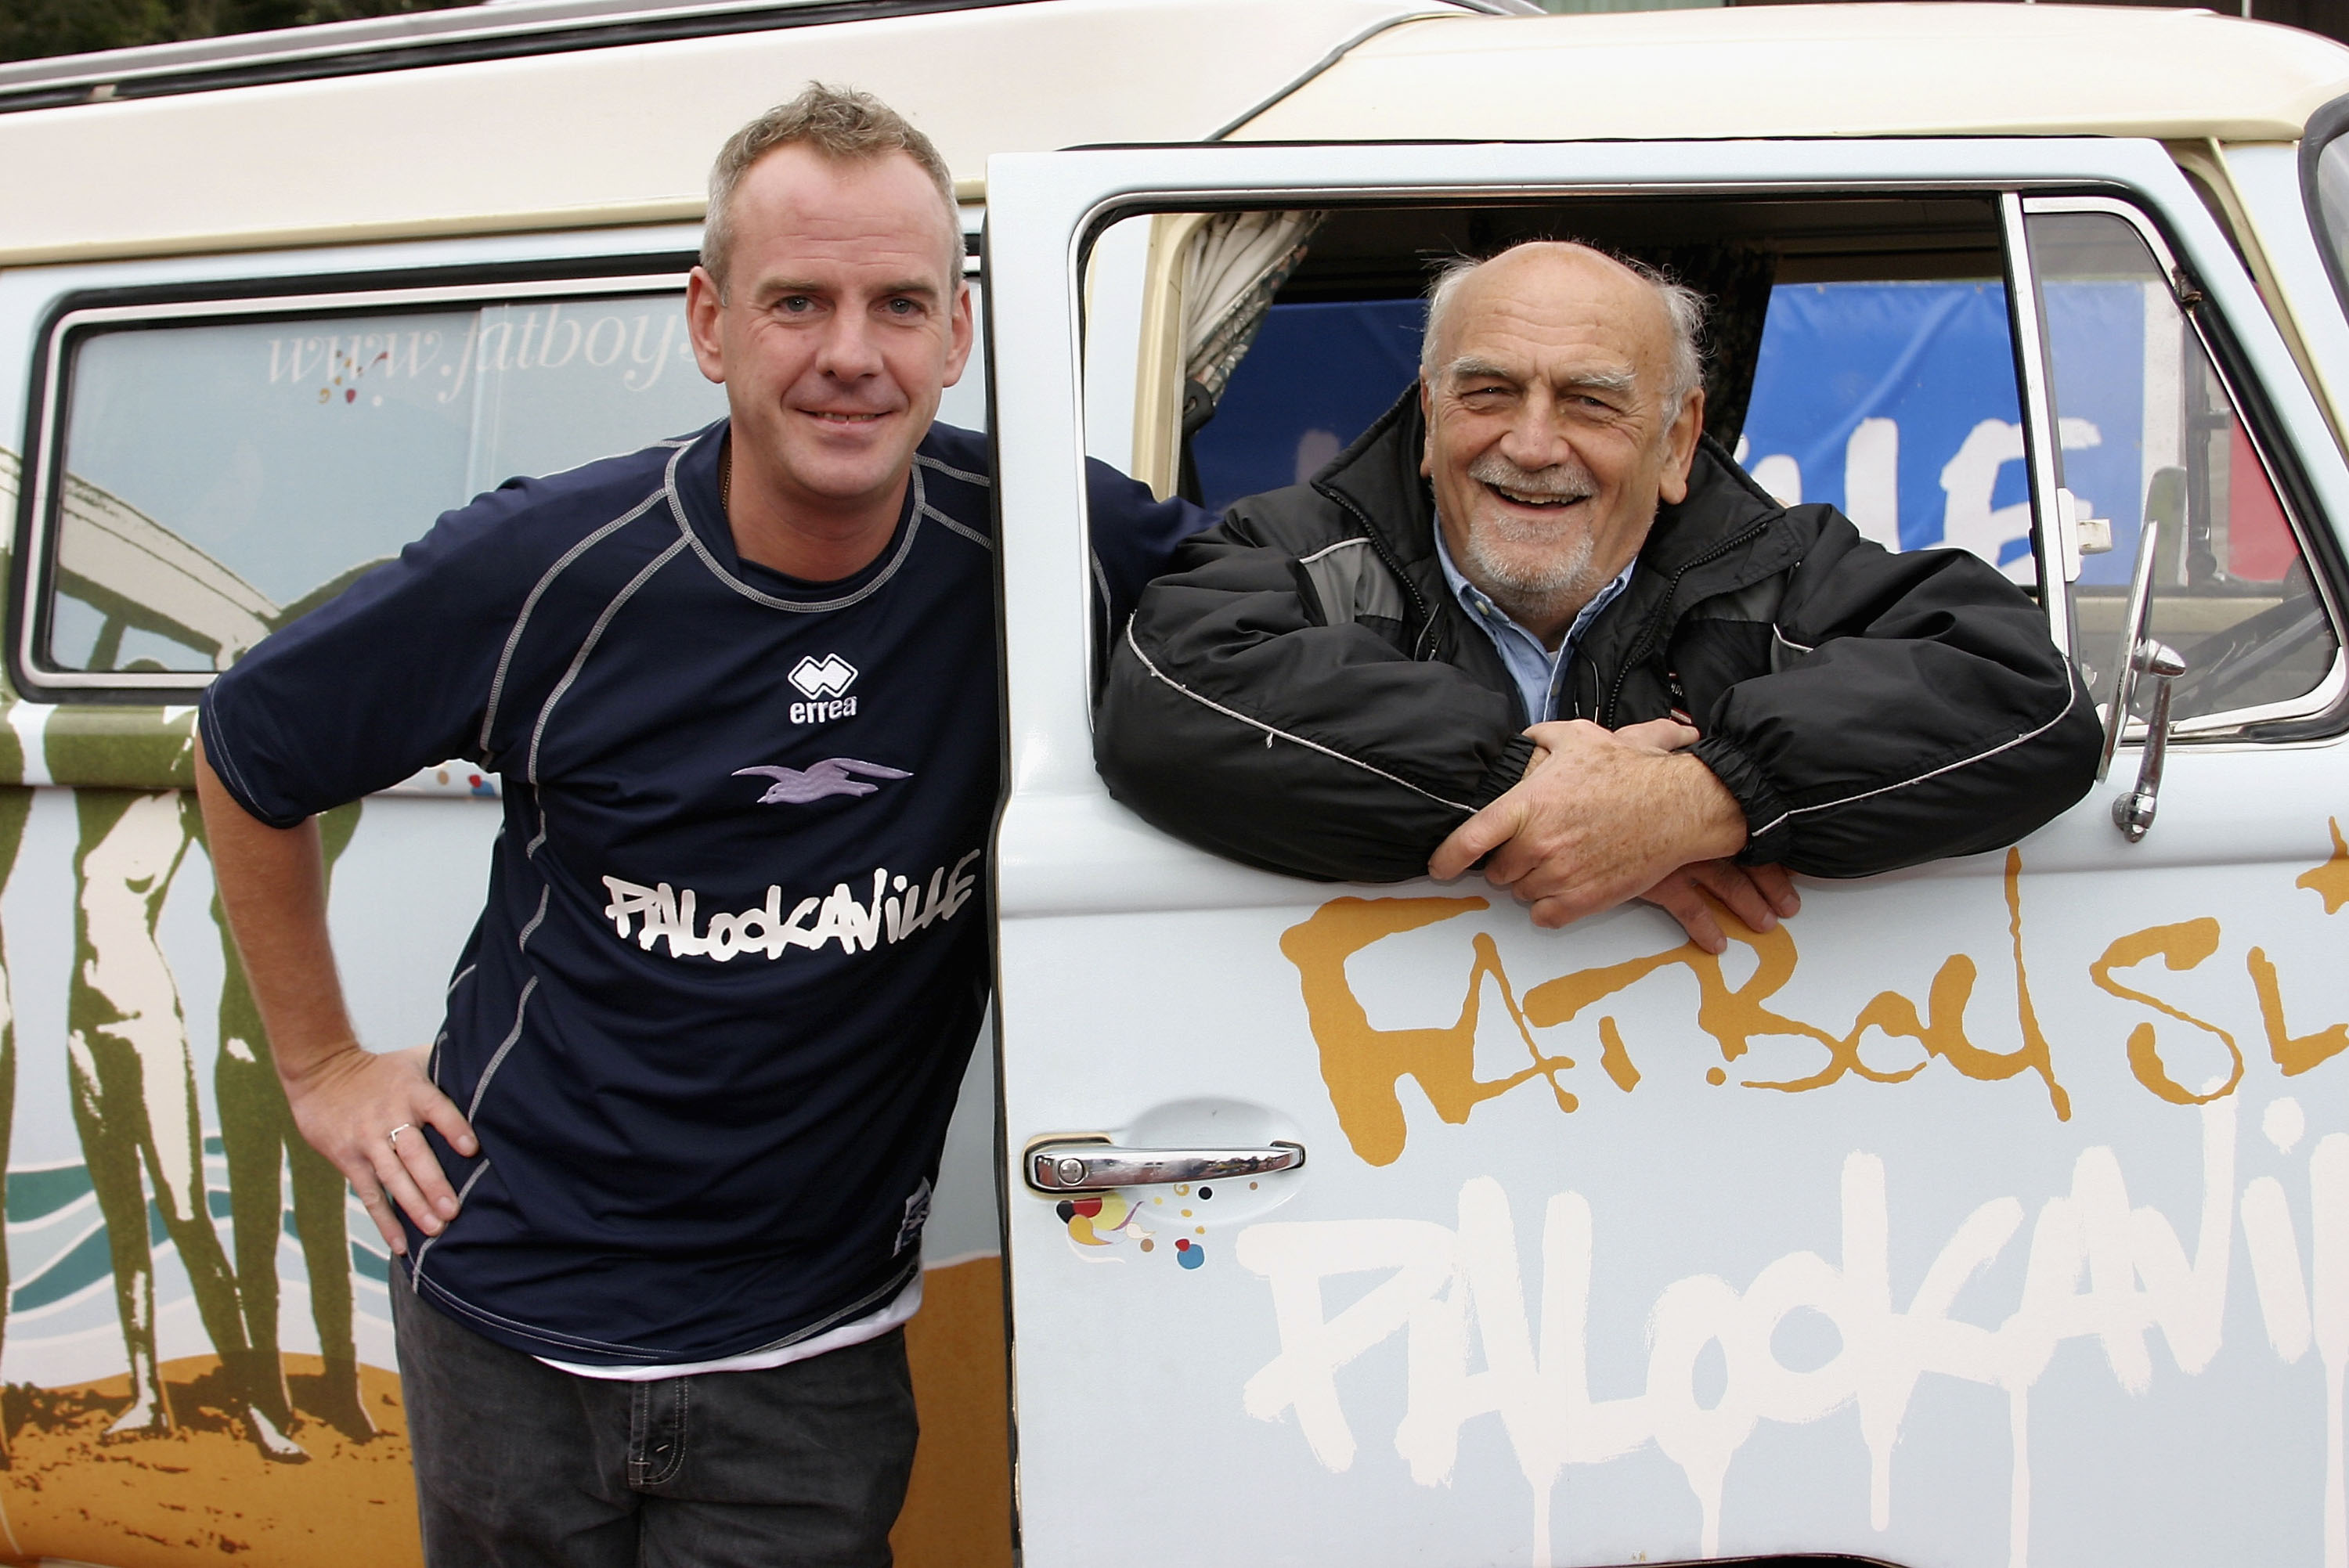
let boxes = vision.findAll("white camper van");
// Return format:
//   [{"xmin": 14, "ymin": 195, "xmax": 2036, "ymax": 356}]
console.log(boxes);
[{"xmin": 4, "ymin": 2, "xmax": 2349, "ymax": 1565}]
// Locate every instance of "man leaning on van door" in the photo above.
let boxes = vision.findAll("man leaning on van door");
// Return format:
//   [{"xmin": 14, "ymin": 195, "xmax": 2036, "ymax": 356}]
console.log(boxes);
[
  {"xmin": 1096, "ymin": 240, "xmax": 2103, "ymax": 950},
  {"xmin": 194, "ymin": 85, "xmax": 1203, "ymax": 1566}
]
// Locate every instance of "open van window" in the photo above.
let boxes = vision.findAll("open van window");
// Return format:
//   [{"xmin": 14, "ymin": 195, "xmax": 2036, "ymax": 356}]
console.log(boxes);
[
  {"xmin": 1095, "ymin": 189, "xmax": 2345, "ymax": 741},
  {"xmin": 1145, "ymin": 194, "xmax": 2030, "ymax": 584}
]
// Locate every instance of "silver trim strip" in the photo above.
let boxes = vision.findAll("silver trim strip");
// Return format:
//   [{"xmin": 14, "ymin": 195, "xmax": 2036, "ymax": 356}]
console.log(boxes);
[
  {"xmin": 413, "ymin": 1268, "xmax": 662, "ymax": 1358},
  {"xmin": 922, "ymin": 503, "xmax": 992, "ymax": 552},
  {"xmin": 409, "ymin": 1157, "xmax": 493, "ymax": 1281},
  {"xmin": 672, "ymin": 452, "xmax": 928, "ymax": 613},
  {"xmin": 481, "ymin": 491, "xmax": 666, "ymax": 755},
  {"xmin": 913, "ymin": 452, "xmax": 992, "ymax": 488},
  {"xmin": 0, "ymin": 0, "xmax": 874, "ymax": 96},
  {"xmin": 2002, "ymin": 190, "xmax": 2074, "ymax": 658},
  {"xmin": 465, "ymin": 975, "xmax": 540, "ymax": 1123},
  {"xmin": 525, "ymin": 529, "xmax": 690, "ymax": 783}
]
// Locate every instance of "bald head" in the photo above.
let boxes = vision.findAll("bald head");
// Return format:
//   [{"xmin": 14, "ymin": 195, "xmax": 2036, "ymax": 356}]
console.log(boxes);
[
  {"xmin": 1414, "ymin": 240, "xmax": 1709, "ymax": 648},
  {"xmin": 1423, "ymin": 242, "xmax": 1704, "ymax": 427}
]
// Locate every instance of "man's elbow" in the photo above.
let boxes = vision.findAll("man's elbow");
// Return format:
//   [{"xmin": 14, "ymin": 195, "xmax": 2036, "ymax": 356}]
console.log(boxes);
[{"xmin": 1777, "ymin": 691, "xmax": 2104, "ymax": 879}]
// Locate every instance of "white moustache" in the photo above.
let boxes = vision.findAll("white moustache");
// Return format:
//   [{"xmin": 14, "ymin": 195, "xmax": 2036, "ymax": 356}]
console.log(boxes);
[{"xmin": 1467, "ymin": 451, "xmax": 1595, "ymax": 506}]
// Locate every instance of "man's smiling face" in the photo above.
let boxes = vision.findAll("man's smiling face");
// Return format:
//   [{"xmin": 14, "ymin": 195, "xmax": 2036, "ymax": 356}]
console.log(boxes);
[
  {"xmin": 687, "ymin": 142, "xmax": 970, "ymax": 532},
  {"xmin": 1420, "ymin": 243, "xmax": 1701, "ymax": 645}
]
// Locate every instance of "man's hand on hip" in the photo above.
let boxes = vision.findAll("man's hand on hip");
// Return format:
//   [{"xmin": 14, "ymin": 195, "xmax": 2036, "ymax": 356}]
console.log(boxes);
[
  {"xmin": 280, "ymin": 1040, "xmax": 478, "ymax": 1255},
  {"xmin": 1429, "ymin": 718, "xmax": 1792, "ymax": 946}
]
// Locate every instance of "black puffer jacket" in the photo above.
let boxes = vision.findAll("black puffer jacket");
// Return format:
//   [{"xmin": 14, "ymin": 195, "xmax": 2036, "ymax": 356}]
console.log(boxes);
[{"xmin": 1095, "ymin": 390, "xmax": 2102, "ymax": 883}]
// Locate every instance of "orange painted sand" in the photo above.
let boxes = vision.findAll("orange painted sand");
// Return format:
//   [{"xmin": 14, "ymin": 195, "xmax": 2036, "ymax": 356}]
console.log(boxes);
[
  {"xmin": 0, "ymin": 1356, "xmax": 418, "ymax": 1568},
  {"xmin": 893, "ymin": 1255, "xmax": 1013, "ymax": 1568},
  {"xmin": 0, "ymin": 1256, "xmax": 1010, "ymax": 1568}
]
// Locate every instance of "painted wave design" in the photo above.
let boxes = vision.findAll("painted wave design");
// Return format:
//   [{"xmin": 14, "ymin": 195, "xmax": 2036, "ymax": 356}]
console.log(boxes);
[{"xmin": 4, "ymin": 1157, "xmax": 391, "ymax": 1320}]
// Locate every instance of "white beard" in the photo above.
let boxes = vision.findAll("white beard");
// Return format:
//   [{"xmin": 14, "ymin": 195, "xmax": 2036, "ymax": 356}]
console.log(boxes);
[{"xmin": 1456, "ymin": 449, "xmax": 1613, "ymax": 631}]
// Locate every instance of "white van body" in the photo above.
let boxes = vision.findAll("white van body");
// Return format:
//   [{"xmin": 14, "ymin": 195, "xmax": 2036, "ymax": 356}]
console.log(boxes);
[{"xmin": 5, "ymin": 4, "xmax": 2349, "ymax": 1566}]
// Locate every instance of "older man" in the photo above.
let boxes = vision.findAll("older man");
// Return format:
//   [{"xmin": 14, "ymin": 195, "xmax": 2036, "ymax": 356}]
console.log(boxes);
[
  {"xmin": 197, "ymin": 85, "xmax": 1201, "ymax": 1566},
  {"xmin": 1096, "ymin": 241, "xmax": 2099, "ymax": 949}
]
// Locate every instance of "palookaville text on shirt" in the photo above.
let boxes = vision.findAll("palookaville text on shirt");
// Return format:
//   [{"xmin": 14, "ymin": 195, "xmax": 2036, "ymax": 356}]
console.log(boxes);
[{"xmin": 600, "ymin": 849, "xmax": 981, "ymax": 962}]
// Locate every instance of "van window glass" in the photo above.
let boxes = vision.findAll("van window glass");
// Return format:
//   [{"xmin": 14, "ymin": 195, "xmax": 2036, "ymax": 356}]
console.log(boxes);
[
  {"xmin": 46, "ymin": 290, "xmax": 723, "ymax": 676},
  {"xmin": 2027, "ymin": 209, "xmax": 2337, "ymax": 727},
  {"xmin": 1739, "ymin": 279, "xmax": 2026, "ymax": 582}
]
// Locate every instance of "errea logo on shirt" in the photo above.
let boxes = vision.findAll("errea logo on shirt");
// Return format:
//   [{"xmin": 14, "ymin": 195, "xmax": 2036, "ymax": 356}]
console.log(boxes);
[{"xmin": 788, "ymin": 654, "xmax": 859, "ymax": 724}]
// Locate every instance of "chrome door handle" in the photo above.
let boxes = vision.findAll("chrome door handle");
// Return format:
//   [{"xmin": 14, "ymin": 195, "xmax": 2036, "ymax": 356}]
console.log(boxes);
[{"xmin": 1025, "ymin": 1140, "xmax": 1305, "ymax": 1193}]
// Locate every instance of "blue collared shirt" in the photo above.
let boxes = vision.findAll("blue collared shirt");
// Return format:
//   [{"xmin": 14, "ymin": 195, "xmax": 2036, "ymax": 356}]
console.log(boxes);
[{"xmin": 1431, "ymin": 520, "xmax": 1634, "ymax": 723}]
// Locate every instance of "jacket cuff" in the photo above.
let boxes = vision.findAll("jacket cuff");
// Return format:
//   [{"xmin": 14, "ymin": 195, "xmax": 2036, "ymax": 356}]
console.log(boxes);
[
  {"xmin": 1471, "ymin": 735, "xmax": 1539, "ymax": 809},
  {"xmin": 1690, "ymin": 733, "xmax": 1793, "ymax": 865}
]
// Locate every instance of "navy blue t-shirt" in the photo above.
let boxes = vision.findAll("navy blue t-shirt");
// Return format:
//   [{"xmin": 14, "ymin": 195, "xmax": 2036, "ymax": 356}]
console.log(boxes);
[{"xmin": 200, "ymin": 418, "xmax": 1205, "ymax": 1365}]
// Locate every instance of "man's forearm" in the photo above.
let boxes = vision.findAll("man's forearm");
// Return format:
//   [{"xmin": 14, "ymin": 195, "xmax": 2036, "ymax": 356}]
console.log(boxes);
[
  {"xmin": 194, "ymin": 732, "xmax": 362, "ymax": 1085},
  {"xmin": 194, "ymin": 730, "xmax": 476, "ymax": 1249}
]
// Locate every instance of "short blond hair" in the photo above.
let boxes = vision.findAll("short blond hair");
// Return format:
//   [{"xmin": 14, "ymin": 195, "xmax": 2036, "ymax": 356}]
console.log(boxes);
[{"xmin": 702, "ymin": 83, "xmax": 959, "ymax": 293}]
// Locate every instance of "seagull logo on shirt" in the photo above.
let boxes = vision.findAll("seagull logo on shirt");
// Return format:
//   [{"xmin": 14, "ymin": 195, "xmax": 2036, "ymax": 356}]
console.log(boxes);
[{"xmin": 732, "ymin": 758, "xmax": 911, "ymax": 805}]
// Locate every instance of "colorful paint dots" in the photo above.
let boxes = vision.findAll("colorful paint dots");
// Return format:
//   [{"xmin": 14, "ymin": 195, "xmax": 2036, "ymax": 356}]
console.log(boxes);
[
  {"xmin": 1706, "ymin": 1066, "xmax": 1727, "ymax": 1086},
  {"xmin": 1197, "ymin": 1187, "xmax": 1212, "ymax": 1199},
  {"xmin": 1139, "ymin": 1238, "xmax": 1154, "ymax": 1253},
  {"xmin": 1061, "ymin": 1193, "xmax": 1128, "ymax": 1246},
  {"xmin": 1174, "ymin": 1238, "xmax": 1204, "ymax": 1270}
]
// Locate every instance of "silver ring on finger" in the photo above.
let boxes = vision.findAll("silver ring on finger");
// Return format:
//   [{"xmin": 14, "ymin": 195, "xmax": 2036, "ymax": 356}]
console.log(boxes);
[{"xmin": 388, "ymin": 1122, "xmax": 414, "ymax": 1149}]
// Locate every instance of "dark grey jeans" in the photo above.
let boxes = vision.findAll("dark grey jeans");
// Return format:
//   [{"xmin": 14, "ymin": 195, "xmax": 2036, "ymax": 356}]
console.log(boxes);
[{"xmin": 392, "ymin": 1283, "xmax": 918, "ymax": 1567}]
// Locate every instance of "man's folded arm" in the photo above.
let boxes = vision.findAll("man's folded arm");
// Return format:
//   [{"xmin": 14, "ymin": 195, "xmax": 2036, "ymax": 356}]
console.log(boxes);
[
  {"xmin": 1097, "ymin": 535, "xmax": 1531, "ymax": 882},
  {"xmin": 1691, "ymin": 517, "xmax": 2103, "ymax": 878}
]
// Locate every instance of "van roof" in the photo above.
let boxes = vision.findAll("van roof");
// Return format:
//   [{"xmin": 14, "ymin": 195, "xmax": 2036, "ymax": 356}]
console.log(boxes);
[
  {"xmin": 0, "ymin": 0, "xmax": 1532, "ymax": 110},
  {"xmin": 1236, "ymin": 3, "xmax": 2349, "ymax": 146},
  {"xmin": 0, "ymin": 0, "xmax": 1446, "ymax": 267},
  {"xmin": 5, "ymin": 1, "xmax": 2342, "ymax": 271}
]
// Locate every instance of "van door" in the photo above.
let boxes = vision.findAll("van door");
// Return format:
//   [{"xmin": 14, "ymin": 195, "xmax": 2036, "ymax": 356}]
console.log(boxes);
[{"xmin": 985, "ymin": 139, "xmax": 2349, "ymax": 1568}]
